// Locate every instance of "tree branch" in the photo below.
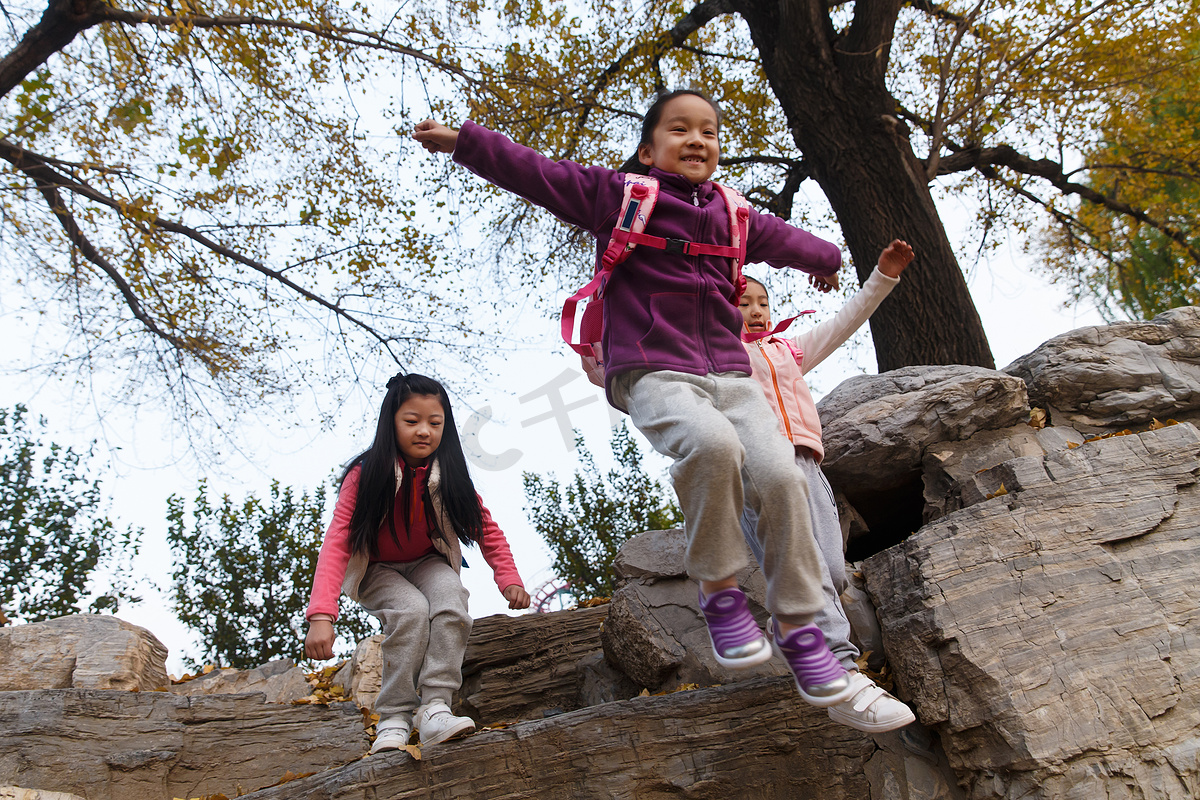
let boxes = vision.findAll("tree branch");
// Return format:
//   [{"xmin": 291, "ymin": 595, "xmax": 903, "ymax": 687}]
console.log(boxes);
[
  {"xmin": 1, "ymin": 0, "xmax": 479, "ymax": 103},
  {"xmin": 567, "ymin": 0, "xmax": 736, "ymax": 155},
  {"xmin": 941, "ymin": 143, "xmax": 1200, "ymax": 265},
  {"xmin": 0, "ymin": 0, "xmax": 106, "ymax": 98},
  {"xmin": 93, "ymin": 6, "xmax": 480, "ymax": 86},
  {"xmin": 0, "ymin": 138, "xmax": 409, "ymax": 365},
  {"xmin": 1, "ymin": 140, "xmax": 194, "ymax": 358}
]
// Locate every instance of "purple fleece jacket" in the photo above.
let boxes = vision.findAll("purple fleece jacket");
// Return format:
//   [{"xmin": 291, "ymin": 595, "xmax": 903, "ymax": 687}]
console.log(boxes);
[{"xmin": 453, "ymin": 121, "xmax": 842, "ymax": 409}]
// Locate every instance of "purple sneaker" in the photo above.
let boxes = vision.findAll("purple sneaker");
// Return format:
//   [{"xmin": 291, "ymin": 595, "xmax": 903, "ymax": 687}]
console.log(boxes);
[
  {"xmin": 775, "ymin": 623, "xmax": 855, "ymax": 707},
  {"xmin": 698, "ymin": 587, "xmax": 772, "ymax": 669}
]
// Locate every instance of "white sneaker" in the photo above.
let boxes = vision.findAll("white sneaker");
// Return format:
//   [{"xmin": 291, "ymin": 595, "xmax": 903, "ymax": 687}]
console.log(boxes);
[
  {"xmin": 415, "ymin": 700, "xmax": 475, "ymax": 746},
  {"xmin": 827, "ymin": 671, "xmax": 916, "ymax": 733},
  {"xmin": 370, "ymin": 717, "xmax": 412, "ymax": 754}
]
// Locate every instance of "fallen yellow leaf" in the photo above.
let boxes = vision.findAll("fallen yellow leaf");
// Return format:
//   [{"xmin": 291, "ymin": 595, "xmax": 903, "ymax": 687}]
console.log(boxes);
[{"xmin": 270, "ymin": 770, "xmax": 314, "ymax": 786}]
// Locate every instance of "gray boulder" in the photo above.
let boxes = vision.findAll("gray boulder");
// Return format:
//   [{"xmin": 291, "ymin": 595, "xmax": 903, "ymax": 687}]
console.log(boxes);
[
  {"xmin": 0, "ymin": 788, "xmax": 86, "ymax": 800},
  {"xmin": 819, "ymin": 365, "xmax": 1031, "ymax": 494},
  {"xmin": 0, "ymin": 690, "xmax": 368, "ymax": 800},
  {"xmin": 600, "ymin": 528, "xmax": 790, "ymax": 691},
  {"xmin": 0, "ymin": 615, "xmax": 168, "ymax": 692},
  {"xmin": 865, "ymin": 422, "xmax": 1200, "ymax": 799},
  {"xmin": 168, "ymin": 657, "xmax": 312, "ymax": 704},
  {"xmin": 1005, "ymin": 306, "xmax": 1200, "ymax": 430}
]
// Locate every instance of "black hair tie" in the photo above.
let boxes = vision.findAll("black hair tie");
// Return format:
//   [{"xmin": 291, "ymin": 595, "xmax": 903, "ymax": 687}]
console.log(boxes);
[{"xmin": 386, "ymin": 373, "xmax": 407, "ymax": 389}]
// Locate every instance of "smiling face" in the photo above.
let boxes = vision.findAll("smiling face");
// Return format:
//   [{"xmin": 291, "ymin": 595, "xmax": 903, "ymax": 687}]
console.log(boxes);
[
  {"xmin": 637, "ymin": 94, "xmax": 720, "ymax": 185},
  {"xmin": 739, "ymin": 280, "xmax": 771, "ymax": 333},
  {"xmin": 393, "ymin": 393, "xmax": 445, "ymax": 467}
]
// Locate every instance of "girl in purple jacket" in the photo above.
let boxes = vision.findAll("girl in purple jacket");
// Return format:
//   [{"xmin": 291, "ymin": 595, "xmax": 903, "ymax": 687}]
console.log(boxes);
[{"xmin": 414, "ymin": 90, "xmax": 855, "ymax": 708}]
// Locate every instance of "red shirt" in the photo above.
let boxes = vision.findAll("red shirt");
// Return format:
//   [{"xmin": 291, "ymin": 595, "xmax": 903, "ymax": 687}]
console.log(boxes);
[
  {"xmin": 375, "ymin": 463, "xmax": 438, "ymax": 562},
  {"xmin": 305, "ymin": 461, "xmax": 525, "ymax": 620}
]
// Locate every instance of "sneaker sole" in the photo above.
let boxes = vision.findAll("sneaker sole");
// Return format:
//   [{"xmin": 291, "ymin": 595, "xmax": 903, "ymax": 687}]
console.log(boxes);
[
  {"xmin": 794, "ymin": 676, "xmax": 858, "ymax": 708},
  {"xmin": 420, "ymin": 718, "xmax": 476, "ymax": 746},
  {"xmin": 827, "ymin": 704, "xmax": 916, "ymax": 732},
  {"xmin": 370, "ymin": 736, "xmax": 411, "ymax": 755},
  {"xmin": 709, "ymin": 632, "xmax": 774, "ymax": 669}
]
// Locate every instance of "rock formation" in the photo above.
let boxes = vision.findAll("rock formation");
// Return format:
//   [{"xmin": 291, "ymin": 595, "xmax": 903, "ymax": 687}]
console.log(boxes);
[{"xmin": 1, "ymin": 307, "xmax": 1197, "ymax": 799}]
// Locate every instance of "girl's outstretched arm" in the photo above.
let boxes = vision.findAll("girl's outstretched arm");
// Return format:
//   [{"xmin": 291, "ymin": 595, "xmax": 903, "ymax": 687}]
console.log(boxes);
[
  {"xmin": 791, "ymin": 239, "xmax": 914, "ymax": 371},
  {"xmin": 414, "ymin": 119, "xmax": 459, "ymax": 153}
]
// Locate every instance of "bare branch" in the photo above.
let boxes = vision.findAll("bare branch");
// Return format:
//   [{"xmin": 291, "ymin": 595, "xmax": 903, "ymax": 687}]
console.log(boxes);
[
  {"xmin": 0, "ymin": 138, "xmax": 409, "ymax": 366},
  {"xmin": 905, "ymin": 0, "xmax": 967, "ymax": 27},
  {"xmin": 0, "ymin": 0, "xmax": 480, "ymax": 102},
  {"xmin": 922, "ymin": 0, "xmax": 1126, "ymax": 179},
  {"xmin": 566, "ymin": 0, "xmax": 736, "ymax": 155},
  {"xmin": 939, "ymin": 143, "xmax": 1200, "ymax": 265},
  {"xmin": 93, "ymin": 5, "xmax": 481, "ymax": 87},
  {"xmin": 1, "ymin": 139, "xmax": 194, "ymax": 357},
  {"xmin": 0, "ymin": 0, "xmax": 105, "ymax": 98}
]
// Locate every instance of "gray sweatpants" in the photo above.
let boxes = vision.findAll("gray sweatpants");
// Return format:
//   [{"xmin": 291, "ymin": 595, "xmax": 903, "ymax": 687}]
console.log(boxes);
[
  {"xmin": 355, "ymin": 553, "xmax": 472, "ymax": 720},
  {"xmin": 611, "ymin": 369, "xmax": 825, "ymax": 624},
  {"xmin": 741, "ymin": 452, "xmax": 860, "ymax": 670}
]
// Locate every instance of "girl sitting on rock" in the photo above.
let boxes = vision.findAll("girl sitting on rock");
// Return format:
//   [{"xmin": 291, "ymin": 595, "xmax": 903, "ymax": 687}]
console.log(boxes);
[{"xmin": 304, "ymin": 372, "xmax": 529, "ymax": 753}]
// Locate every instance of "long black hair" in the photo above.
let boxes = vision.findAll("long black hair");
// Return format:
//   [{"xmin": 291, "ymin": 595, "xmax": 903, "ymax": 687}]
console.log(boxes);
[
  {"xmin": 618, "ymin": 88, "xmax": 723, "ymax": 174},
  {"xmin": 341, "ymin": 372, "xmax": 484, "ymax": 557}
]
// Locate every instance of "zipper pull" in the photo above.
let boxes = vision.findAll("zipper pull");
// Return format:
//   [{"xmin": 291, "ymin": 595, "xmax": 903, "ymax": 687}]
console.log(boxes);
[{"xmin": 692, "ymin": 187, "xmax": 700, "ymax": 207}]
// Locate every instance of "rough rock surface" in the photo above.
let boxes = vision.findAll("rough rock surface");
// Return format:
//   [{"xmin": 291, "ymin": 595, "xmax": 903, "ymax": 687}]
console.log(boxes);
[
  {"xmin": 601, "ymin": 528, "xmax": 790, "ymax": 691},
  {"xmin": 920, "ymin": 423, "xmax": 1078, "ymax": 522},
  {"xmin": 865, "ymin": 422, "xmax": 1200, "ymax": 799},
  {"xmin": 0, "ymin": 690, "xmax": 368, "ymax": 800},
  {"xmin": 168, "ymin": 658, "xmax": 311, "ymax": 704},
  {"xmin": 240, "ymin": 676, "xmax": 960, "ymax": 800},
  {"xmin": 1, "ymin": 789, "xmax": 86, "ymax": 800},
  {"xmin": 818, "ymin": 366, "xmax": 1031, "ymax": 494},
  {"xmin": 332, "ymin": 606, "xmax": 614, "ymax": 724},
  {"xmin": 332, "ymin": 633, "xmax": 383, "ymax": 712},
  {"xmin": 0, "ymin": 615, "xmax": 168, "ymax": 692},
  {"xmin": 1005, "ymin": 306, "xmax": 1200, "ymax": 430}
]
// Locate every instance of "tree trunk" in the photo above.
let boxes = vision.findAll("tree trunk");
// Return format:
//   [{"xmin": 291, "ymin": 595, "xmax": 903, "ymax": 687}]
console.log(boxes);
[{"xmin": 734, "ymin": 0, "xmax": 996, "ymax": 370}]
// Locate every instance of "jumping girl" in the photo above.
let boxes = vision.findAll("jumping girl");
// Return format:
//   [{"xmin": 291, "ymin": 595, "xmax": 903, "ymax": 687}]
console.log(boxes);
[
  {"xmin": 305, "ymin": 373, "xmax": 529, "ymax": 753},
  {"xmin": 414, "ymin": 89, "xmax": 855, "ymax": 709}
]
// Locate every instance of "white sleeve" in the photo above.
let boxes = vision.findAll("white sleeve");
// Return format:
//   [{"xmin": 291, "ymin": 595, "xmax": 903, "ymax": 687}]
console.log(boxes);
[{"xmin": 791, "ymin": 266, "xmax": 900, "ymax": 374}]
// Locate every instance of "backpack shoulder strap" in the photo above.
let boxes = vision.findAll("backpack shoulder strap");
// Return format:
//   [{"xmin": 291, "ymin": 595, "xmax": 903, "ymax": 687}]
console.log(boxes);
[
  {"xmin": 712, "ymin": 182, "xmax": 751, "ymax": 302},
  {"xmin": 782, "ymin": 337, "xmax": 804, "ymax": 366},
  {"xmin": 600, "ymin": 174, "xmax": 660, "ymax": 270},
  {"xmin": 562, "ymin": 174, "xmax": 660, "ymax": 357}
]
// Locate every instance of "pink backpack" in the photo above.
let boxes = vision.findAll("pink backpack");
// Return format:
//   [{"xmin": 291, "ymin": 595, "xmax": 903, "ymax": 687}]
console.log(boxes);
[{"xmin": 561, "ymin": 174, "xmax": 752, "ymax": 386}]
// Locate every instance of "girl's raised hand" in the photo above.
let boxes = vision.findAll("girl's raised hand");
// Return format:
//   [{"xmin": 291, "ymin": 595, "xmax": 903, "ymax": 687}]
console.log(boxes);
[
  {"xmin": 503, "ymin": 584, "xmax": 531, "ymax": 610},
  {"xmin": 878, "ymin": 239, "xmax": 914, "ymax": 278},
  {"xmin": 305, "ymin": 618, "xmax": 336, "ymax": 661},
  {"xmin": 413, "ymin": 119, "xmax": 459, "ymax": 154},
  {"xmin": 809, "ymin": 271, "xmax": 840, "ymax": 293}
]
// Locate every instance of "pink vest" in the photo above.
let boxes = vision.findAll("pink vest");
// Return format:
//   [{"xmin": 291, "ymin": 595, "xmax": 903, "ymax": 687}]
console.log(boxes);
[{"xmin": 744, "ymin": 336, "xmax": 825, "ymax": 461}]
